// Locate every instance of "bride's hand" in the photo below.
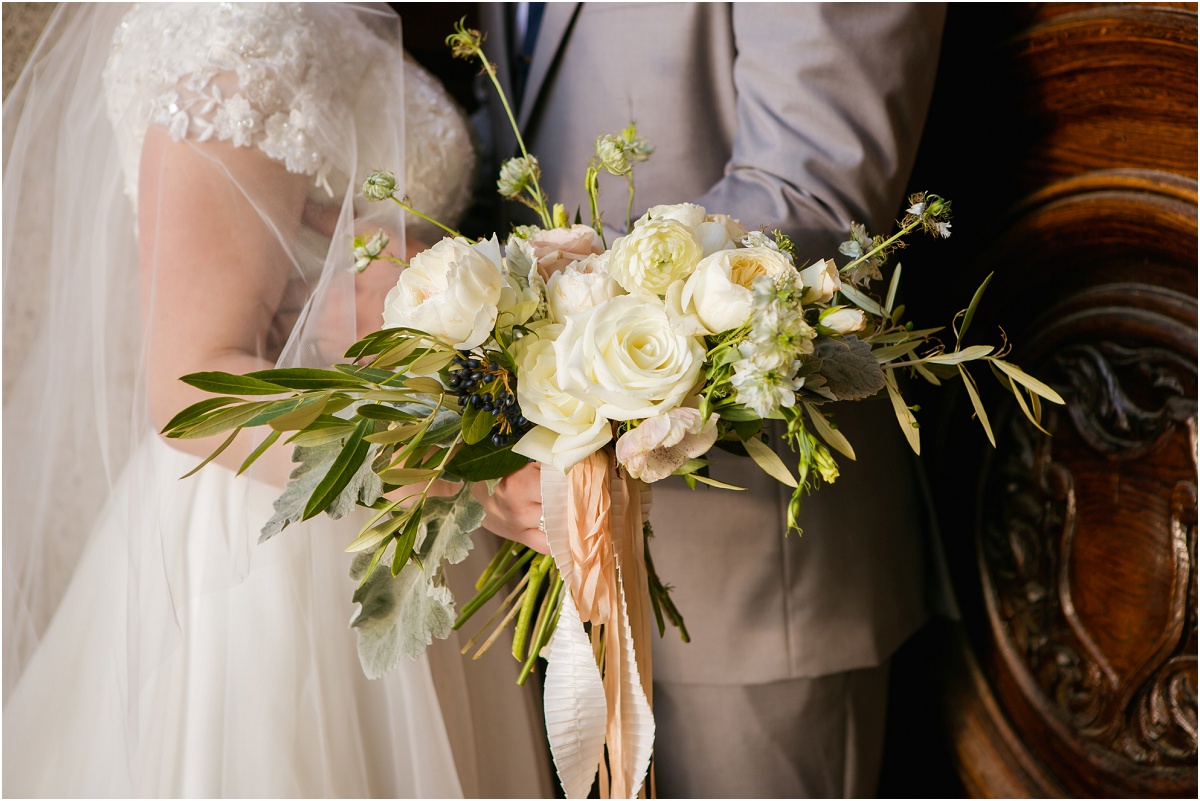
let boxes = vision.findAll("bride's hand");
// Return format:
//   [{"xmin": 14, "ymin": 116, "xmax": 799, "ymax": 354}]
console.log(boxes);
[{"xmin": 470, "ymin": 463, "xmax": 549, "ymax": 554}]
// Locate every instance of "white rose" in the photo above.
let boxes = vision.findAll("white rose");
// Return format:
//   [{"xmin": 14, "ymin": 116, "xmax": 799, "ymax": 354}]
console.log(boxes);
[
  {"xmin": 546, "ymin": 253, "xmax": 622, "ymax": 323},
  {"xmin": 510, "ymin": 324, "xmax": 611, "ymax": 473},
  {"xmin": 667, "ymin": 246, "xmax": 798, "ymax": 335},
  {"xmin": 821, "ymin": 307, "xmax": 867, "ymax": 334},
  {"xmin": 555, "ymin": 294, "xmax": 705, "ymax": 421},
  {"xmin": 615, "ymin": 407, "xmax": 719, "ymax": 483},
  {"xmin": 799, "ymin": 258, "xmax": 841, "ymax": 304},
  {"xmin": 635, "ymin": 202, "xmax": 708, "ymax": 231},
  {"xmin": 382, "ymin": 236, "xmax": 503, "ymax": 349},
  {"xmin": 607, "ymin": 218, "xmax": 703, "ymax": 295},
  {"xmin": 694, "ymin": 213, "xmax": 749, "ymax": 257}
]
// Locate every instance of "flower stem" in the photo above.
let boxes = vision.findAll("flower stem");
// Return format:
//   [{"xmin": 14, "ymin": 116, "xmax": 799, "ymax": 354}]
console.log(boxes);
[
  {"xmin": 389, "ymin": 196, "xmax": 462, "ymax": 239},
  {"xmin": 838, "ymin": 218, "xmax": 919, "ymax": 276},
  {"xmin": 474, "ymin": 50, "xmax": 552, "ymax": 228}
]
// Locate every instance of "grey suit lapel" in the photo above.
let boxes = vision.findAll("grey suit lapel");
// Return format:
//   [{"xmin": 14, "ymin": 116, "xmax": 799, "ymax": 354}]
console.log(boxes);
[{"xmin": 516, "ymin": 2, "xmax": 581, "ymax": 132}]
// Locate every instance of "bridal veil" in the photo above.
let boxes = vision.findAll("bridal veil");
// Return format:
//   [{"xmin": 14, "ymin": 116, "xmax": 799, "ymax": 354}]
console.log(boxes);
[{"xmin": 3, "ymin": 4, "xmax": 546, "ymax": 796}]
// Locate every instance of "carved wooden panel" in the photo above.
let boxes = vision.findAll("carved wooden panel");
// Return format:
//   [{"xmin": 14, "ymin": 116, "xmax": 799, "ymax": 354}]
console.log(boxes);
[{"xmin": 887, "ymin": 3, "xmax": 1198, "ymax": 798}]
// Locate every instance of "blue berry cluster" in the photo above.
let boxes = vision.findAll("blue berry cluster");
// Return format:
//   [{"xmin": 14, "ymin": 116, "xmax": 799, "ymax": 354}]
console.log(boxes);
[{"xmin": 447, "ymin": 352, "xmax": 530, "ymax": 447}]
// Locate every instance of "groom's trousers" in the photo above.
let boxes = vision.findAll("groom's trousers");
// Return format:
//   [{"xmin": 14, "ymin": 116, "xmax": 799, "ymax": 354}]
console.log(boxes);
[{"xmin": 653, "ymin": 663, "xmax": 891, "ymax": 798}]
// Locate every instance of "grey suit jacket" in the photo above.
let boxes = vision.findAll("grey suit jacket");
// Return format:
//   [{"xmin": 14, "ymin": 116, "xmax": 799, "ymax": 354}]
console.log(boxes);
[{"xmin": 482, "ymin": 2, "xmax": 946, "ymax": 684}]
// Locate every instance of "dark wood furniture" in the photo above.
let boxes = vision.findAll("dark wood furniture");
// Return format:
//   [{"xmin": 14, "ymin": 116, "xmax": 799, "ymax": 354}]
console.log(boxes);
[{"xmin": 884, "ymin": 4, "xmax": 1197, "ymax": 797}]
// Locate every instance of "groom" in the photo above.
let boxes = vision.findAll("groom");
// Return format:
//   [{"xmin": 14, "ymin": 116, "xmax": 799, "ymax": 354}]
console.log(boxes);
[{"xmin": 477, "ymin": 3, "xmax": 946, "ymax": 796}]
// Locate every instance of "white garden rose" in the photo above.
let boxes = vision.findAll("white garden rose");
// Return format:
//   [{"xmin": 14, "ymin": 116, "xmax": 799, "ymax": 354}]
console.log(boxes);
[
  {"xmin": 510, "ymin": 324, "xmax": 611, "ymax": 473},
  {"xmin": 694, "ymin": 213, "xmax": 748, "ymax": 257},
  {"xmin": 555, "ymin": 294, "xmax": 705, "ymax": 421},
  {"xmin": 798, "ymin": 258, "xmax": 841, "ymax": 304},
  {"xmin": 635, "ymin": 202, "xmax": 708, "ymax": 230},
  {"xmin": 606, "ymin": 218, "xmax": 703, "ymax": 295},
  {"xmin": 667, "ymin": 246, "xmax": 798, "ymax": 335},
  {"xmin": 615, "ymin": 407, "xmax": 719, "ymax": 483},
  {"xmin": 382, "ymin": 236, "xmax": 503, "ymax": 349},
  {"xmin": 546, "ymin": 253, "xmax": 622, "ymax": 323}
]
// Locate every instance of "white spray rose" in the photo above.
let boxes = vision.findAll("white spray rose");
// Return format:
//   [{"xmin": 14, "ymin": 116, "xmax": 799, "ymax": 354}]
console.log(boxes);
[
  {"xmin": 635, "ymin": 202, "xmax": 708, "ymax": 231},
  {"xmin": 510, "ymin": 324, "xmax": 612, "ymax": 473},
  {"xmin": 555, "ymin": 294, "xmax": 705, "ymax": 421},
  {"xmin": 546, "ymin": 253, "xmax": 622, "ymax": 323},
  {"xmin": 615, "ymin": 407, "xmax": 719, "ymax": 483},
  {"xmin": 666, "ymin": 246, "xmax": 799, "ymax": 335},
  {"xmin": 799, "ymin": 258, "xmax": 841, "ymax": 304},
  {"xmin": 820, "ymin": 307, "xmax": 867, "ymax": 334},
  {"xmin": 382, "ymin": 236, "xmax": 503, "ymax": 349},
  {"xmin": 606, "ymin": 218, "xmax": 703, "ymax": 295}
]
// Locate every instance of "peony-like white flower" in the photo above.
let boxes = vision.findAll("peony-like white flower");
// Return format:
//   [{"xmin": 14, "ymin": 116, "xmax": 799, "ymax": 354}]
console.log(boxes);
[
  {"xmin": 382, "ymin": 236, "xmax": 503, "ymax": 349},
  {"xmin": 616, "ymin": 407, "xmax": 719, "ymax": 483},
  {"xmin": 526, "ymin": 224, "xmax": 604, "ymax": 280},
  {"xmin": 510, "ymin": 324, "xmax": 612, "ymax": 473},
  {"xmin": 546, "ymin": 253, "xmax": 622, "ymax": 322},
  {"xmin": 667, "ymin": 246, "xmax": 799, "ymax": 335},
  {"xmin": 555, "ymin": 294, "xmax": 705, "ymax": 421},
  {"xmin": 798, "ymin": 258, "xmax": 841, "ymax": 304},
  {"xmin": 606, "ymin": 219, "xmax": 703, "ymax": 295},
  {"xmin": 820, "ymin": 307, "xmax": 867, "ymax": 334}
]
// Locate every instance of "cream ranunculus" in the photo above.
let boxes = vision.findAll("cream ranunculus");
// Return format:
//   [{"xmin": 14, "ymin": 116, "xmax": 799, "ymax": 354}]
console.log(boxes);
[
  {"xmin": 555, "ymin": 294, "xmax": 705, "ymax": 421},
  {"xmin": 615, "ymin": 407, "xmax": 719, "ymax": 483},
  {"xmin": 667, "ymin": 246, "xmax": 798, "ymax": 335},
  {"xmin": 545, "ymin": 253, "xmax": 622, "ymax": 323},
  {"xmin": 799, "ymin": 258, "xmax": 841, "ymax": 304},
  {"xmin": 510, "ymin": 324, "xmax": 612, "ymax": 473},
  {"xmin": 606, "ymin": 218, "xmax": 703, "ymax": 295},
  {"xmin": 382, "ymin": 236, "xmax": 503, "ymax": 349},
  {"xmin": 526, "ymin": 224, "xmax": 604, "ymax": 280}
]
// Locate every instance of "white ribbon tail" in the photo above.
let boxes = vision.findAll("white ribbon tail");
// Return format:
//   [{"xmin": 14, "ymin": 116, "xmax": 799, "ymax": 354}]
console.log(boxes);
[
  {"xmin": 543, "ymin": 592, "xmax": 607, "ymax": 799},
  {"xmin": 614, "ymin": 574, "xmax": 655, "ymax": 796}
]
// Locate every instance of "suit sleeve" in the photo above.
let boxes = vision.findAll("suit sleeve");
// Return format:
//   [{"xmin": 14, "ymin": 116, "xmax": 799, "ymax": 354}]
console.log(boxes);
[{"xmin": 692, "ymin": 3, "xmax": 946, "ymax": 254}]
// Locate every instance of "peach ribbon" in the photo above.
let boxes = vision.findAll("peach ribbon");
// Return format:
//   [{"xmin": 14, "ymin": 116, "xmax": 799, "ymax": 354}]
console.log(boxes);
[{"xmin": 541, "ymin": 451, "xmax": 655, "ymax": 799}]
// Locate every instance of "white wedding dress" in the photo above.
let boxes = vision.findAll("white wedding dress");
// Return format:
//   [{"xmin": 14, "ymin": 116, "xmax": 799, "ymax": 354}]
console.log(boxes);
[{"xmin": 3, "ymin": 4, "xmax": 549, "ymax": 797}]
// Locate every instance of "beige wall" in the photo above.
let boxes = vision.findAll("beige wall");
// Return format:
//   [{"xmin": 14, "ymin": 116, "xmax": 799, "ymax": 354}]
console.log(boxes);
[{"xmin": 3, "ymin": 2, "xmax": 57, "ymax": 100}]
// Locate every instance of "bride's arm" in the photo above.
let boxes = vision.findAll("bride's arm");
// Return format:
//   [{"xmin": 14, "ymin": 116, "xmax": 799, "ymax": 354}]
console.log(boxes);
[{"xmin": 138, "ymin": 126, "xmax": 312, "ymax": 478}]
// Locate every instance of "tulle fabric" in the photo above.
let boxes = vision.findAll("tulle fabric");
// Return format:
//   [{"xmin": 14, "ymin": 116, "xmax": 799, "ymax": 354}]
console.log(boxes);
[{"xmin": 2, "ymin": 4, "xmax": 544, "ymax": 797}]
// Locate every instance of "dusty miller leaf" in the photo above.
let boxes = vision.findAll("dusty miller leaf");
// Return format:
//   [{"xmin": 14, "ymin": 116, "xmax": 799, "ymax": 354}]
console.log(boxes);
[
  {"xmin": 812, "ymin": 335, "xmax": 886, "ymax": 401},
  {"xmin": 259, "ymin": 441, "xmax": 382, "ymax": 543},
  {"xmin": 348, "ymin": 486, "xmax": 484, "ymax": 677}
]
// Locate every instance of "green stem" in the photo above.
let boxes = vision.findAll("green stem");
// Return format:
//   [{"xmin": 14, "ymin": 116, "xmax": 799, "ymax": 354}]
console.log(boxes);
[
  {"xmin": 838, "ymin": 218, "xmax": 920, "ymax": 276},
  {"xmin": 454, "ymin": 546, "xmax": 536, "ymax": 628},
  {"xmin": 389, "ymin": 196, "xmax": 462, "ymax": 239},
  {"xmin": 625, "ymin": 172, "xmax": 636, "ymax": 232},
  {"xmin": 474, "ymin": 51, "xmax": 552, "ymax": 228},
  {"xmin": 517, "ymin": 574, "xmax": 563, "ymax": 686},
  {"xmin": 512, "ymin": 553, "xmax": 553, "ymax": 660}
]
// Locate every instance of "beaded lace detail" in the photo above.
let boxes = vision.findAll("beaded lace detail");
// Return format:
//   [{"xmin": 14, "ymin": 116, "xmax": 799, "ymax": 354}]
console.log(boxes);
[{"xmin": 103, "ymin": 3, "xmax": 475, "ymax": 237}]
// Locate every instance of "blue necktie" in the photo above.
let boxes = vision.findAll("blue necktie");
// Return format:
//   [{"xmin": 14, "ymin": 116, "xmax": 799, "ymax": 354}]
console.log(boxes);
[{"xmin": 514, "ymin": 2, "xmax": 546, "ymax": 108}]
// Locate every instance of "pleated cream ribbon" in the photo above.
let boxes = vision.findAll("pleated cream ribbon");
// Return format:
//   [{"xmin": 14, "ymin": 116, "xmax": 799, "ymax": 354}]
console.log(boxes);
[{"xmin": 541, "ymin": 451, "xmax": 655, "ymax": 799}]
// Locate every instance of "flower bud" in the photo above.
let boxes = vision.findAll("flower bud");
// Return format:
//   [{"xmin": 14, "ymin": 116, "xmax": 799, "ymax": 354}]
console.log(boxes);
[
  {"xmin": 596, "ymin": 134, "xmax": 631, "ymax": 176},
  {"xmin": 362, "ymin": 171, "xmax": 397, "ymax": 201},
  {"xmin": 497, "ymin": 156, "xmax": 540, "ymax": 199}
]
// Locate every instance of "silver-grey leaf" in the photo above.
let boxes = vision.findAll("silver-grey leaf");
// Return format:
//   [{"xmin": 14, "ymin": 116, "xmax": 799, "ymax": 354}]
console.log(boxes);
[{"xmin": 812, "ymin": 335, "xmax": 887, "ymax": 401}]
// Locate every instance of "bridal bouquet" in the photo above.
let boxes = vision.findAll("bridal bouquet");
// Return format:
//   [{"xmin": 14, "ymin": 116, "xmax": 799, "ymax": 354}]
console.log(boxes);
[{"xmin": 164, "ymin": 24, "xmax": 1062, "ymax": 798}]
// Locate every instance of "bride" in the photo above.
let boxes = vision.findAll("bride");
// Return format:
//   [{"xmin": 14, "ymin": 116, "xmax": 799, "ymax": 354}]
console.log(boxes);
[{"xmin": 3, "ymin": 3, "xmax": 550, "ymax": 797}]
